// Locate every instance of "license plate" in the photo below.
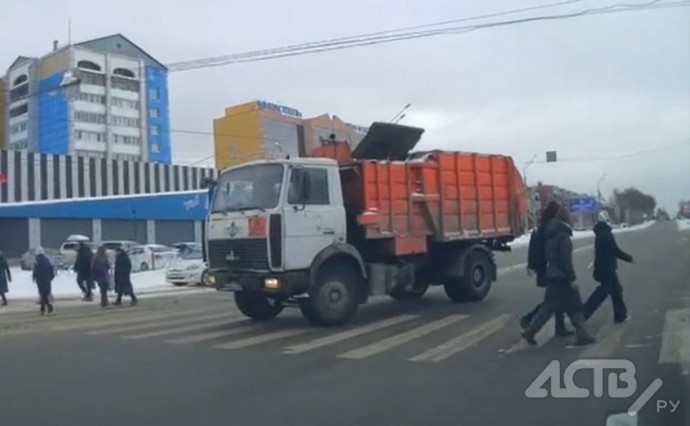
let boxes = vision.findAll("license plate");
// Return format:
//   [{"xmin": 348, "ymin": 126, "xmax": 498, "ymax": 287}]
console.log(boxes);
[{"xmin": 225, "ymin": 282, "xmax": 243, "ymax": 291}]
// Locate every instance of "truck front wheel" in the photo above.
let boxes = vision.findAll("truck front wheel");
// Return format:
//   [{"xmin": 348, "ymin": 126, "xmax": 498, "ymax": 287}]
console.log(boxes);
[
  {"xmin": 234, "ymin": 291, "xmax": 284, "ymax": 321},
  {"xmin": 443, "ymin": 251, "xmax": 493, "ymax": 302},
  {"xmin": 300, "ymin": 263, "xmax": 362, "ymax": 327}
]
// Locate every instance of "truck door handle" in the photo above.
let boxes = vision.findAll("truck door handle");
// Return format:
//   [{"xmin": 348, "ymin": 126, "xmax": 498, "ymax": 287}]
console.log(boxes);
[{"xmin": 322, "ymin": 229, "xmax": 335, "ymax": 235}]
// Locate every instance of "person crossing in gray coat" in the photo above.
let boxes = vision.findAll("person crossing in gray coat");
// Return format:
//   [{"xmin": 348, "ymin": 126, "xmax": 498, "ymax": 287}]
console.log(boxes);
[{"xmin": 521, "ymin": 208, "xmax": 594, "ymax": 346}]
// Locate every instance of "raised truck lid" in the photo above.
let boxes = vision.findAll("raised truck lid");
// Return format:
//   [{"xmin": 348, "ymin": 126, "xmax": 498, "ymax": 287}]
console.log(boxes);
[{"xmin": 350, "ymin": 122, "xmax": 425, "ymax": 161}]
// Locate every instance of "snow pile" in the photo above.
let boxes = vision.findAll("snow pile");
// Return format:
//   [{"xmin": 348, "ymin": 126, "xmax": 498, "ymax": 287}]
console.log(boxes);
[
  {"xmin": 2, "ymin": 267, "xmax": 172, "ymax": 301},
  {"xmin": 678, "ymin": 219, "xmax": 690, "ymax": 232},
  {"xmin": 509, "ymin": 220, "xmax": 656, "ymax": 248}
]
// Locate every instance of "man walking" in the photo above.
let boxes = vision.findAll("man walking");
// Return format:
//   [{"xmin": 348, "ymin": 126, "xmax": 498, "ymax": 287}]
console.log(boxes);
[
  {"xmin": 114, "ymin": 247, "xmax": 138, "ymax": 306},
  {"xmin": 74, "ymin": 241, "xmax": 94, "ymax": 301},
  {"xmin": 583, "ymin": 211, "xmax": 634, "ymax": 323},
  {"xmin": 521, "ymin": 208, "xmax": 594, "ymax": 346},
  {"xmin": 520, "ymin": 201, "xmax": 573, "ymax": 336},
  {"xmin": 33, "ymin": 247, "xmax": 55, "ymax": 316}
]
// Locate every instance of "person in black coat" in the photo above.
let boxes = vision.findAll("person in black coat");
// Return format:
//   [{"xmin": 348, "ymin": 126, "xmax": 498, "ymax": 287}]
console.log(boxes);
[
  {"xmin": 583, "ymin": 212, "xmax": 634, "ymax": 323},
  {"xmin": 74, "ymin": 242, "xmax": 94, "ymax": 301},
  {"xmin": 33, "ymin": 247, "xmax": 56, "ymax": 315},
  {"xmin": 521, "ymin": 209, "xmax": 594, "ymax": 346},
  {"xmin": 114, "ymin": 247, "xmax": 138, "ymax": 306},
  {"xmin": 520, "ymin": 201, "xmax": 572, "ymax": 336},
  {"xmin": 0, "ymin": 250, "xmax": 11, "ymax": 306}
]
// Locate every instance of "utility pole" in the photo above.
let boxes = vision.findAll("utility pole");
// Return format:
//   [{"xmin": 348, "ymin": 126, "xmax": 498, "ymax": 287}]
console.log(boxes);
[{"xmin": 523, "ymin": 154, "xmax": 538, "ymax": 232}]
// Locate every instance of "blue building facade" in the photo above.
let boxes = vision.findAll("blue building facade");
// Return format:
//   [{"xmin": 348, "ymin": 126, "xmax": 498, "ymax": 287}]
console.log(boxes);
[
  {"xmin": 38, "ymin": 71, "xmax": 69, "ymax": 155},
  {"xmin": 145, "ymin": 66, "xmax": 171, "ymax": 163}
]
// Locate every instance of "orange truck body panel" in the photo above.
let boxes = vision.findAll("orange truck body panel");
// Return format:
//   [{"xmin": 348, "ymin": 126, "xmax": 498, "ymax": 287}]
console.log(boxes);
[{"xmin": 339, "ymin": 151, "xmax": 526, "ymax": 256}]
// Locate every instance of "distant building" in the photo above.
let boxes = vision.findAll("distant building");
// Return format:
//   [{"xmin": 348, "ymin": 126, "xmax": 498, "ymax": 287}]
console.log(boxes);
[
  {"xmin": 213, "ymin": 100, "xmax": 368, "ymax": 169},
  {"xmin": 3, "ymin": 34, "xmax": 171, "ymax": 163},
  {"xmin": 0, "ymin": 78, "xmax": 4, "ymax": 148}
]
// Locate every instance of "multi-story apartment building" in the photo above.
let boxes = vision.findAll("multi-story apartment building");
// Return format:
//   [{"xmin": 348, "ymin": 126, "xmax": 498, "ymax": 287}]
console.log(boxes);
[{"xmin": 2, "ymin": 34, "xmax": 171, "ymax": 163}]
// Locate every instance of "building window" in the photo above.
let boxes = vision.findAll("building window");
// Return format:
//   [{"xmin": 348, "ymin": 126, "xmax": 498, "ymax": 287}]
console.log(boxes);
[
  {"xmin": 113, "ymin": 68, "xmax": 135, "ymax": 78},
  {"xmin": 74, "ymin": 130, "xmax": 106, "ymax": 142},
  {"xmin": 113, "ymin": 134, "xmax": 141, "ymax": 145},
  {"xmin": 9, "ymin": 85, "xmax": 29, "ymax": 102},
  {"xmin": 77, "ymin": 60, "xmax": 102, "ymax": 72},
  {"xmin": 10, "ymin": 121, "xmax": 28, "ymax": 134},
  {"xmin": 111, "ymin": 97, "xmax": 139, "ymax": 110},
  {"xmin": 148, "ymin": 88, "xmax": 159, "ymax": 100},
  {"xmin": 149, "ymin": 108, "xmax": 159, "ymax": 118},
  {"xmin": 76, "ymin": 93, "xmax": 106, "ymax": 104},
  {"xmin": 150, "ymin": 125, "xmax": 159, "ymax": 135},
  {"xmin": 12, "ymin": 74, "xmax": 28, "ymax": 87},
  {"xmin": 111, "ymin": 76, "xmax": 139, "ymax": 92},
  {"xmin": 81, "ymin": 72, "xmax": 106, "ymax": 86},
  {"xmin": 111, "ymin": 116, "xmax": 140, "ymax": 128},
  {"xmin": 10, "ymin": 139, "xmax": 29, "ymax": 150},
  {"xmin": 74, "ymin": 111, "xmax": 106, "ymax": 124},
  {"xmin": 9, "ymin": 104, "xmax": 28, "ymax": 118}
]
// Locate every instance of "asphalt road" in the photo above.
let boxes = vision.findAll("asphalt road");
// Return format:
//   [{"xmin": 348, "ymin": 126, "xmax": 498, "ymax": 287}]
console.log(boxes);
[{"xmin": 1, "ymin": 221, "xmax": 688, "ymax": 426}]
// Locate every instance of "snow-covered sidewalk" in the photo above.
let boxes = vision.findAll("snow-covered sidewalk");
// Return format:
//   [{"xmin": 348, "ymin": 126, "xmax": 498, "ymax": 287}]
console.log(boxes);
[
  {"xmin": 1, "ymin": 267, "xmax": 210, "ymax": 303},
  {"xmin": 509, "ymin": 220, "xmax": 656, "ymax": 248},
  {"xmin": 678, "ymin": 219, "xmax": 690, "ymax": 232}
]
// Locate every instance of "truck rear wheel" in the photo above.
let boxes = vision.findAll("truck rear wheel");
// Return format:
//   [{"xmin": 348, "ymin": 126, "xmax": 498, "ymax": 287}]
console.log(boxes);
[
  {"xmin": 390, "ymin": 283, "xmax": 429, "ymax": 301},
  {"xmin": 443, "ymin": 251, "xmax": 492, "ymax": 302},
  {"xmin": 301, "ymin": 263, "xmax": 362, "ymax": 327},
  {"xmin": 234, "ymin": 291, "xmax": 284, "ymax": 321}
]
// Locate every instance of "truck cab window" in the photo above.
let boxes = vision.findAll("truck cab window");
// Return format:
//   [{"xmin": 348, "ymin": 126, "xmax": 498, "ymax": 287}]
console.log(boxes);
[{"xmin": 289, "ymin": 167, "xmax": 329, "ymax": 205}]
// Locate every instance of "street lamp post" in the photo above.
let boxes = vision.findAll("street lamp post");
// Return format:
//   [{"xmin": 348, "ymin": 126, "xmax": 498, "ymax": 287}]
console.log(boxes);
[
  {"xmin": 523, "ymin": 154, "xmax": 538, "ymax": 232},
  {"xmin": 597, "ymin": 173, "xmax": 607, "ymax": 202}
]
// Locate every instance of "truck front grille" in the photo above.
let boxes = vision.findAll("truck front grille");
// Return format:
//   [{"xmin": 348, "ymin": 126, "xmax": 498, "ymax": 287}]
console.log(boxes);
[{"xmin": 208, "ymin": 238, "xmax": 269, "ymax": 271}]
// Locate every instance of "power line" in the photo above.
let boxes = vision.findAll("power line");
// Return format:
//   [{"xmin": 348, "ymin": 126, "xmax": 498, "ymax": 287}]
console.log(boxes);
[
  {"xmin": 520, "ymin": 140, "xmax": 689, "ymax": 164},
  {"xmin": 167, "ymin": 0, "xmax": 689, "ymax": 72}
]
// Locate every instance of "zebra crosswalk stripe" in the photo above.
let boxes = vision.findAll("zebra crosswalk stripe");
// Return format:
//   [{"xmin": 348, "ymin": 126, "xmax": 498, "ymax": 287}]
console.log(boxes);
[
  {"xmin": 504, "ymin": 323, "xmax": 557, "ymax": 354},
  {"xmin": 337, "ymin": 315, "xmax": 469, "ymax": 360},
  {"xmin": 213, "ymin": 328, "xmax": 311, "ymax": 350},
  {"xmin": 410, "ymin": 314, "xmax": 509, "ymax": 363},
  {"xmin": 123, "ymin": 317, "xmax": 247, "ymax": 340},
  {"xmin": 167, "ymin": 324, "xmax": 261, "ymax": 345},
  {"xmin": 658, "ymin": 307, "xmax": 690, "ymax": 375},
  {"xmin": 87, "ymin": 311, "xmax": 232, "ymax": 336},
  {"xmin": 283, "ymin": 314, "xmax": 419, "ymax": 355}
]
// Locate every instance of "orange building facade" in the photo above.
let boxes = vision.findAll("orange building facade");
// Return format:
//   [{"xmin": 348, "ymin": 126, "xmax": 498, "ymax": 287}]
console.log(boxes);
[{"xmin": 212, "ymin": 100, "xmax": 368, "ymax": 169}]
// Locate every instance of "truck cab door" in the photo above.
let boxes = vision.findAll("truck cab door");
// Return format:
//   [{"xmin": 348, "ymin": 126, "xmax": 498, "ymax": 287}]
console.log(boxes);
[{"xmin": 283, "ymin": 166, "xmax": 345, "ymax": 271}]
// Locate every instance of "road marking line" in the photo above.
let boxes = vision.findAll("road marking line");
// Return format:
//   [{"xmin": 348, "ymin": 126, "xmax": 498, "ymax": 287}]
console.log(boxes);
[
  {"xmin": 87, "ymin": 312, "xmax": 232, "ymax": 336},
  {"xmin": 123, "ymin": 317, "xmax": 247, "ymax": 340},
  {"xmin": 504, "ymin": 322, "xmax": 557, "ymax": 354},
  {"xmin": 4, "ymin": 305, "xmax": 136, "ymax": 324},
  {"xmin": 213, "ymin": 328, "xmax": 311, "ymax": 350},
  {"xmin": 167, "ymin": 324, "xmax": 261, "ymax": 345},
  {"xmin": 50, "ymin": 307, "xmax": 229, "ymax": 332},
  {"xmin": 410, "ymin": 314, "xmax": 509, "ymax": 362},
  {"xmin": 578, "ymin": 322, "xmax": 630, "ymax": 358},
  {"xmin": 283, "ymin": 315, "xmax": 419, "ymax": 355},
  {"xmin": 337, "ymin": 315, "xmax": 469, "ymax": 360},
  {"xmin": 658, "ymin": 308, "xmax": 690, "ymax": 375},
  {"xmin": 497, "ymin": 245, "xmax": 592, "ymax": 278}
]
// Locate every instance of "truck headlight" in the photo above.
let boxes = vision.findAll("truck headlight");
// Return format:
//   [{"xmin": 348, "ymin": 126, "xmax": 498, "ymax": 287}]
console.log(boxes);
[
  {"xmin": 264, "ymin": 278, "xmax": 280, "ymax": 290},
  {"xmin": 186, "ymin": 264, "xmax": 201, "ymax": 271}
]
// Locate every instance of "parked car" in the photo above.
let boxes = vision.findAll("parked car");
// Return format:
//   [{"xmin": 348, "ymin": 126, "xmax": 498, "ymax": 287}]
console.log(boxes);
[
  {"xmin": 20, "ymin": 247, "xmax": 67, "ymax": 271},
  {"xmin": 100, "ymin": 240, "xmax": 140, "ymax": 258},
  {"xmin": 165, "ymin": 248, "xmax": 209, "ymax": 287},
  {"xmin": 129, "ymin": 244, "xmax": 178, "ymax": 272},
  {"xmin": 59, "ymin": 237, "xmax": 97, "ymax": 265}
]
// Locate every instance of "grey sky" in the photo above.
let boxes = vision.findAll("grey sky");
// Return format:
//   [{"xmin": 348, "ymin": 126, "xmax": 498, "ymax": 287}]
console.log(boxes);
[{"xmin": 2, "ymin": 0, "xmax": 689, "ymax": 211}]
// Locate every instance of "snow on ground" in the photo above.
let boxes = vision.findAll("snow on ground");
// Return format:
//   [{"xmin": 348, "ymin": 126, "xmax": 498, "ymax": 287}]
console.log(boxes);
[
  {"xmin": 3, "ymin": 267, "xmax": 179, "ymax": 301},
  {"xmin": 508, "ymin": 220, "xmax": 656, "ymax": 248},
  {"xmin": 677, "ymin": 219, "xmax": 690, "ymax": 232}
]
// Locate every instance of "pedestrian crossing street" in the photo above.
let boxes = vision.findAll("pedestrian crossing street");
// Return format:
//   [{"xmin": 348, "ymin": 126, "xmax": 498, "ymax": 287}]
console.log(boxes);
[{"xmin": 3, "ymin": 304, "xmax": 689, "ymax": 369}]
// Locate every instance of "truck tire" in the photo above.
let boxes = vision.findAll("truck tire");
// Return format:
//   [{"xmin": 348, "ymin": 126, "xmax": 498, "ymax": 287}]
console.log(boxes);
[
  {"xmin": 443, "ymin": 251, "xmax": 492, "ymax": 302},
  {"xmin": 390, "ymin": 283, "xmax": 429, "ymax": 301},
  {"xmin": 234, "ymin": 291, "xmax": 284, "ymax": 321},
  {"xmin": 301, "ymin": 262, "xmax": 362, "ymax": 327}
]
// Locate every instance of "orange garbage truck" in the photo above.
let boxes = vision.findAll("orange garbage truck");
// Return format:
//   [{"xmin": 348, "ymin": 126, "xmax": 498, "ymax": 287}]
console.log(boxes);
[{"xmin": 205, "ymin": 122, "xmax": 527, "ymax": 326}]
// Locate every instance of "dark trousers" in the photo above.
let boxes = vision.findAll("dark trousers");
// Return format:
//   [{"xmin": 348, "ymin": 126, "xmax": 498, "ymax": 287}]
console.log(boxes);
[
  {"xmin": 524, "ymin": 301, "xmax": 568, "ymax": 332},
  {"xmin": 37, "ymin": 280, "xmax": 53, "ymax": 313},
  {"xmin": 115, "ymin": 282, "xmax": 137, "ymax": 303},
  {"xmin": 583, "ymin": 273, "xmax": 627, "ymax": 322},
  {"xmin": 97, "ymin": 281, "xmax": 109, "ymax": 307},
  {"xmin": 525, "ymin": 284, "xmax": 592, "ymax": 341},
  {"xmin": 76, "ymin": 273, "xmax": 93, "ymax": 297},
  {"xmin": 1, "ymin": 292, "xmax": 6, "ymax": 305}
]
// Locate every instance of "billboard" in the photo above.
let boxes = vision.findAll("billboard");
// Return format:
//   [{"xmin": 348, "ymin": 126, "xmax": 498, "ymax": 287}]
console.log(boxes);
[{"xmin": 568, "ymin": 197, "xmax": 597, "ymax": 214}]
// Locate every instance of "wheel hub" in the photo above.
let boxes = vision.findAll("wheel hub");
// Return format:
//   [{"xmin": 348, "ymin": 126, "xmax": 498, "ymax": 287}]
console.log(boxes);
[
  {"xmin": 320, "ymin": 281, "xmax": 348, "ymax": 311},
  {"xmin": 472, "ymin": 266, "xmax": 485, "ymax": 287}
]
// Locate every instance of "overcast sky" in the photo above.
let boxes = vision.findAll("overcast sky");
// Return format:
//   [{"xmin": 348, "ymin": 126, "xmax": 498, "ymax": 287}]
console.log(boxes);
[{"xmin": 2, "ymin": 0, "xmax": 689, "ymax": 211}]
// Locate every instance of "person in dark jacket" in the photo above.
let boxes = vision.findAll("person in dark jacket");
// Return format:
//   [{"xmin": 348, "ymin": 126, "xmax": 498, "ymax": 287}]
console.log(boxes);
[
  {"xmin": 32, "ymin": 247, "xmax": 55, "ymax": 315},
  {"xmin": 520, "ymin": 201, "xmax": 572, "ymax": 336},
  {"xmin": 74, "ymin": 242, "xmax": 94, "ymax": 301},
  {"xmin": 583, "ymin": 212, "xmax": 634, "ymax": 323},
  {"xmin": 91, "ymin": 246, "xmax": 111, "ymax": 308},
  {"xmin": 114, "ymin": 247, "xmax": 138, "ymax": 306},
  {"xmin": 0, "ymin": 250, "xmax": 11, "ymax": 306},
  {"xmin": 521, "ymin": 208, "xmax": 594, "ymax": 346}
]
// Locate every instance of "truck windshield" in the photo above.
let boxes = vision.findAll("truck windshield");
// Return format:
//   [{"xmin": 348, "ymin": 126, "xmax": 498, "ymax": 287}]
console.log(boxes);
[{"xmin": 211, "ymin": 164, "xmax": 284, "ymax": 213}]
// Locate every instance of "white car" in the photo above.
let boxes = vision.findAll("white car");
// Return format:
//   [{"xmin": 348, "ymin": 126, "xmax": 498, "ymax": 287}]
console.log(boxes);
[
  {"xmin": 165, "ymin": 248, "xmax": 209, "ymax": 287},
  {"xmin": 59, "ymin": 236, "xmax": 97, "ymax": 265},
  {"xmin": 128, "ymin": 244, "xmax": 178, "ymax": 272}
]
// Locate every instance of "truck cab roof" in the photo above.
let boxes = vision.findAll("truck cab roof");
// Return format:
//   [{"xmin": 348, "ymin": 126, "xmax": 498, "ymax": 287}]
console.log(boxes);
[{"xmin": 220, "ymin": 157, "xmax": 338, "ymax": 173}]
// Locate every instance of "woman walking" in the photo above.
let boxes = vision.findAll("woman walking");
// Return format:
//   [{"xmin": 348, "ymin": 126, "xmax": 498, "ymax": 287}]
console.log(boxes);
[
  {"xmin": 91, "ymin": 246, "xmax": 111, "ymax": 308},
  {"xmin": 0, "ymin": 250, "xmax": 11, "ymax": 306},
  {"xmin": 33, "ymin": 247, "xmax": 55, "ymax": 315},
  {"xmin": 114, "ymin": 247, "xmax": 138, "ymax": 306}
]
